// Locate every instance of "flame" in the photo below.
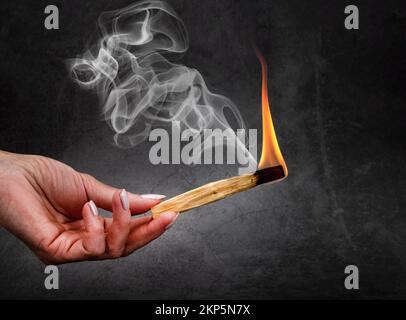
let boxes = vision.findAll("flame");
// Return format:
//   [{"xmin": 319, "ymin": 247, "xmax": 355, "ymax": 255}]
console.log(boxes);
[{"xmin": 256, "ymin": 50, "xmax": 288, "ymax": 176}]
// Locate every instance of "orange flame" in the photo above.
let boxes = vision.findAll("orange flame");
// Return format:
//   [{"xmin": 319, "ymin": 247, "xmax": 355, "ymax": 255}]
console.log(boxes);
[{"xmin": 256, "ymin": 50, "xmax": 288, "ymax": 177}]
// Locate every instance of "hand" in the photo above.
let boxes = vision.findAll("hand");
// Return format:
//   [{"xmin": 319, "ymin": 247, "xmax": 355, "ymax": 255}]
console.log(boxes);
[{"xmin": 0, "ymin": 150, "xmax": 178, "ymax": 264}]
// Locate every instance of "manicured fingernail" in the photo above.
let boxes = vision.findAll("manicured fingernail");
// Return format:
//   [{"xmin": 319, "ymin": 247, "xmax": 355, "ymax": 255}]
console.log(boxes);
[
  {"xmin": 140, "ymin": 194, "xmax": 166, "ymax": 200},
  {"xmin": 164, "ymin": 212, "xmax": 179, "ymax": 230},
  {"xmin": 120, "ymin": 189, "xmax": 129, "ymax": 210},
  {"xmin": 89, "ymin": 200, "xmax": 98, "ymax": 216}
]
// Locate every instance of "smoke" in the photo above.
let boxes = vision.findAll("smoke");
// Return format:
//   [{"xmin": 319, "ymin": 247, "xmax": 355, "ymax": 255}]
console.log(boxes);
[{"xmin": 68, "ymin": 0, "xmax": 256, "ymax": 170}]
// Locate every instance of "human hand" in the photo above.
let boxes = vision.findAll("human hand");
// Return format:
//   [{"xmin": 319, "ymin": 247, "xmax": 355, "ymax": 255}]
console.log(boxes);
[{"xmin": 0, "ymin": 150, "xmax": 178, "ymax": 264}]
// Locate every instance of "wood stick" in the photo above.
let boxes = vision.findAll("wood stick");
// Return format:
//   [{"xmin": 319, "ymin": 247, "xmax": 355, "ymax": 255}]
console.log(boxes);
[{"xmin": 151, "ymin": 165, "xmax": 285, "ymax": 218}]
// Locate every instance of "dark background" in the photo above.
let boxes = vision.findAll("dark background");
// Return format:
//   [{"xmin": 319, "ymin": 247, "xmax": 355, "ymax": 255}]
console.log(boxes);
[{"xmin": 0, "ymin": 0, "xmax": 405, "ymax": 299}]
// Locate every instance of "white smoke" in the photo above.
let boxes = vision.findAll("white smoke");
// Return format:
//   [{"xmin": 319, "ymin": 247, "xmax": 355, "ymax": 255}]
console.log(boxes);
[{"xmin": 68, "ymin": 0, "xmax": 256, "ymax": 170}]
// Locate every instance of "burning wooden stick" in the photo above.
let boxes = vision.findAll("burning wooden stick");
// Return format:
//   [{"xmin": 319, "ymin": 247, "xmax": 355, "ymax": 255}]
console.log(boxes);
[
  {"xmin": 151, "ymin": 166, "xmax": 286, "ymax": 217},
  {"xmin": 152, "ymin": 50, "xmax": 288, "ymax": 218}
]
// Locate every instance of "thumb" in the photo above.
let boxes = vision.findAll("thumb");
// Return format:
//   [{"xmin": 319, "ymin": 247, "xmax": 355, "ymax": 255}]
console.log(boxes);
[
  {"xmin": 80, "ymin": 173, "xmax": 118, "ymax": 212},
  {"xmin": 80, "ymin": 173, "xmax": 166, "ymax": 214}
]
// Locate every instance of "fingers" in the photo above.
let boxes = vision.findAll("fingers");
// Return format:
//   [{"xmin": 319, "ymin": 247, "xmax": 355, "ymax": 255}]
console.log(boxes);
[
  {"xmin": 81, "ymin": 201, "xmax": 106, "ymax": 256},
  {"xmin": 106, "ymin": 189, "xmax": 131, "ymax": 258},
  {"xmin": 123, "ymin": 211, "xmax": 179, "ymax": 256},
  {"xmin": 103, "ymin": 215, "xmax": 152, "ymax": 231},
  {"xmin": 57, "ymin": 186, "xmax": 172, "ymax": 262},
  {"xmin": 80, "ymin": 173, "xmax": 165, "ymax": 215},
  {"xmin": 63, "ymin": 201, "xmax": 106, "ymax": 262}
]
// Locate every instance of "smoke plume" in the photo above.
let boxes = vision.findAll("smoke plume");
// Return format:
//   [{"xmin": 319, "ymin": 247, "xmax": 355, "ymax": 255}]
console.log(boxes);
[{"xmin": 68, "ymin": 0, "xmax": 255, "ymax": 170}]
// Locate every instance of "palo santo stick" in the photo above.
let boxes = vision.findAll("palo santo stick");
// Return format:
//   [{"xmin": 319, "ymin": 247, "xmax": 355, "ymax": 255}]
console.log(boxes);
[{"xmin": 151, "ymin": 165, "xmax": 285, "ymax": 218}]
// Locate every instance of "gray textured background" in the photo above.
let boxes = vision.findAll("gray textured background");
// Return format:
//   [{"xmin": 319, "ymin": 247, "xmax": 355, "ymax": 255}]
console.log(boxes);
[{"xmin": 0, "ymin": 0, "xmax": 405, "ymax": 299}]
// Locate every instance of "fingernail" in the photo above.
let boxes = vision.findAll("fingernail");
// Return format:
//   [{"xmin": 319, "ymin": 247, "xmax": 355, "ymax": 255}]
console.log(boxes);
[
  {"xmin": 89, "ymin": 200, "xmax": 98, "ymax": 216},
  {"xmin": 164, "ymin": 212, "xmax": 179, "ymax": 230},
  {"xmin": 140, "ymin": 194, "xmax": 166, "ymax": 200},
  {"xmin": 120, "ymin": 189, "xmax": 129, "ymax": 210}
]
